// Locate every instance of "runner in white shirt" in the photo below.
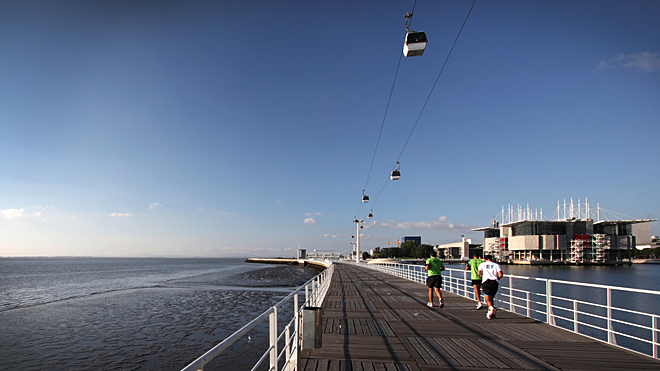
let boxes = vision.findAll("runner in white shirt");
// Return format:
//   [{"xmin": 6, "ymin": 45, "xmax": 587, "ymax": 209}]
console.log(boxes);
[{"xmin": 478, "ymin": 255, "xmax": 503, "ymax": 320}]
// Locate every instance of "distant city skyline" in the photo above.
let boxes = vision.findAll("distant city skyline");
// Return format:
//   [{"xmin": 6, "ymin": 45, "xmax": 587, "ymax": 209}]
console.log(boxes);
[{"xmin": 1, "ymin": 0, "xmax": 658, "ymax": 257}]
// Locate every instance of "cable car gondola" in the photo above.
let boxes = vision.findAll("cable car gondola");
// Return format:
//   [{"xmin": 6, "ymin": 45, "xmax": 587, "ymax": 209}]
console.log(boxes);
[
  {"xmin": 362, "ymin": 190, "xmax": 369, "ymax": 203},
  {"xmin": 368, "ymin": 210, "xmax": 373, "ymax": 219},
  {"xmin": 391, "ymin": 162, "xmax": 401, "ymax": 180},
  {"xmin": 403, "ymin": 12, "xmax": 427, "ymax": 57}
]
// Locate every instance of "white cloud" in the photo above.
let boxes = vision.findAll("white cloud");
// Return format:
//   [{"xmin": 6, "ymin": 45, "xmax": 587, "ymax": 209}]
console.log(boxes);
[
  {"xmin": 378, "ymin": 216, "xmax": 472, "ymax": 232},
  {"xmin": 218, "ymin": 209, "xmax": 234, "ymax": 215},
  {"xmin": 322, "ymin": 234, "xmax": 338, "ymax": 238},
  {"xmin": 304, "ymin": 217, "xmax": 318, "ymax": 224},
  {"xmin": 1, "ymin": 208, "xmax": 27, "ymax": 219},
  {"xmin": 109, "ymin": 213, "xmax": 134, "ymax": 217},
  {"xmin": 275, "ymin": 200, "xmax": 283, "ymax": 205},
  {"xmin": 196, "ymin": 206, "xmax": 205, "ymax": 211},
  {"xmin": 149, "ymin": 202, "xmax": 163, "ymax": 209},
  {"xmin": 305, "ymin": 211, "xmax": 323, "ymax": 217},
  {"xmin": 1, "ymin": 208, "xmax": 42, "ymax": 219},
  {"xmin": 597, "ymin": 51, "xmax": 660, "ymax": 72}
]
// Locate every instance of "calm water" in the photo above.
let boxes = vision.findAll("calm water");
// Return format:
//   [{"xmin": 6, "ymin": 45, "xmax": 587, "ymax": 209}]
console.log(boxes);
[
  {"xmin": 445, "ymin": 262, "xmax": 660, "ymax": 292},
  {"xmin": 0, "ymin": 257, "xmax": 264, "ymax": 312},
  {"xmin": 0, "ymin": 257, "xmax": 318, "ymax": 370}
]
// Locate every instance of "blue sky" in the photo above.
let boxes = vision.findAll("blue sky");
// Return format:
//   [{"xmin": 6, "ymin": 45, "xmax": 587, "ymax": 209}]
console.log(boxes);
[{"xmin": 1, "ymin": 0, "xmax": 659, "ymax": 257}]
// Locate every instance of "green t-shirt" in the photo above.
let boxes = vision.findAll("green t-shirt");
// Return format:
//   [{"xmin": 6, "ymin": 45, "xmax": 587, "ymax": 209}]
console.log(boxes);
[
  {"xmin": 467, "ymin": 258, "xmax": 484, "ymax": 280},
  {"xmin": 425, "ymin": 257, "xmax": 444, "ymax": 276}
]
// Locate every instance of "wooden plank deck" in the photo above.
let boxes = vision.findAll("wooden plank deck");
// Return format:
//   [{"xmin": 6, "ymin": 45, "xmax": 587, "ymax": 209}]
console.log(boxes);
[{"xmin": 300, "ymin": 263, "xmax": 660, "ymax": 371}]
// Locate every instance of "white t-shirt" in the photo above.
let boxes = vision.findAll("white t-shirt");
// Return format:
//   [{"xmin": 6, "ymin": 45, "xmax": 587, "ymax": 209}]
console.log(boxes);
[{"xmin": 478, "ymin": 261, "xmax": 502, "ymax": 282}]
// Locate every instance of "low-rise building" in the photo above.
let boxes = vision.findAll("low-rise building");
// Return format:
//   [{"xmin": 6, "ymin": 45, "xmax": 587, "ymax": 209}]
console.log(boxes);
[{"xmin": 473, "ymin": 200, "xmax": 657, "ymax": 263}]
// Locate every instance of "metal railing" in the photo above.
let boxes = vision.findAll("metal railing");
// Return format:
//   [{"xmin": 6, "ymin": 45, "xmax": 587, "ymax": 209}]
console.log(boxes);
[
  {"xmin": 181, "ymin": 261, "xmax": 334, "ymax": 371},
  {"xmin": 364, "ymin": 261, "xmax": 660, "ymax": 359}
]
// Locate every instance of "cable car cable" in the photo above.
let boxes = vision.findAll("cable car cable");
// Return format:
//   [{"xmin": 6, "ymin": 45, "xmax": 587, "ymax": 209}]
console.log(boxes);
[
  {"xmin": 362, "ymin": 54, "xmax": 403, "ymax": 195},
  {"xmin": 357, "ymin": 0, "xmax": 475, "ymax": 222},
  {"xmin": 354, "ymin": 0, "xmax": 423, "ymax": 221},
  {"xmin": 396, "ymin": 0, "xmax": 476, "ymax": 163},
  {"xmin": 358, "ymin": 0, "xmax": 420, "ymax": 217}
]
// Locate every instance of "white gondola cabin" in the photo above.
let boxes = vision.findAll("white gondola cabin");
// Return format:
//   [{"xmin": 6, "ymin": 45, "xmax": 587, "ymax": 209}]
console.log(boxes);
[
  {"xmin": 391, "ymin": 162, "xmax": 401, "ymax": 180},
  {"xmin": 362, "ymin": 195, "xmax": 369, "ymax": 203},
  {"xmin": 403, "ymin": 31, "xmax": 427, "ymax": 57}
]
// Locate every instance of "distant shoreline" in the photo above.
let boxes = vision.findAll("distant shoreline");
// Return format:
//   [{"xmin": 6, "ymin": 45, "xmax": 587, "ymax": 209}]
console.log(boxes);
[{"xmin": 245, "ymin": 257, "xmax": 330, "ymax": 271}]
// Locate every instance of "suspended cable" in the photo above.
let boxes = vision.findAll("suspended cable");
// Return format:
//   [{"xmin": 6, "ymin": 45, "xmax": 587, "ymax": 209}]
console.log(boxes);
[
  {"xmin": 359, "ymin": 0, "xmax": 477, "ymax": 221},
  {"xmin": 362, "ymin": 55, "xmax": 403, "ymax": 193},
  {"xmin": 396, "ymin": 0, "xmax": 476, "ymax": 163},
  {"xmin": 356, "ymin": 0, "xmax": 420, "ymax": 220}
]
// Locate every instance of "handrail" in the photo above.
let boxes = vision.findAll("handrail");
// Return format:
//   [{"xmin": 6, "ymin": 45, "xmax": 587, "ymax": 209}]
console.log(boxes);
[
  {"xmin": 363, "ymin": 261, "xmax": 660, "ymax": 359},
  {"xmin": 181, "ymin": 260, "xmax": 335, "ymax": 371}
]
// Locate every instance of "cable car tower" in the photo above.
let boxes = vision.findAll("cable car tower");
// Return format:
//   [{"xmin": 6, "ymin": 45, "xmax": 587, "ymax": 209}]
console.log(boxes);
[{"xmin": 403, "ymin": 12, "xmax": 427, "ymax": 57}]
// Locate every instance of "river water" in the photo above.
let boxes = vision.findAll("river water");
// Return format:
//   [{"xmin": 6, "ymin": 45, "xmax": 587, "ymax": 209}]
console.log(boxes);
[{"xmin": 0, "ymin": 257, "xmax": 320, "ymax": 371}]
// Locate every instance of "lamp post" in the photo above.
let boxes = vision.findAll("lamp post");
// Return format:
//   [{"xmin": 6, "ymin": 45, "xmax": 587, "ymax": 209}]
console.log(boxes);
[{"xmin": 353, "ymin": 219, "xmax": 363, "ymax": 263}]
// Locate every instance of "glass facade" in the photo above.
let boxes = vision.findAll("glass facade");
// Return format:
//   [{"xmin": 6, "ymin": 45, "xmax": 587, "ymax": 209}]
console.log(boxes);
[
  {"xmin": 512, "ymin": 222, "xmax": 567, "ymax": 236},
  {"xmin": 594, "ymin": 223, "xmax": 633, "ymax": 236},
  {"xmin": 484, "ymin": 229, "xmax": 500, "ymax": 238}
]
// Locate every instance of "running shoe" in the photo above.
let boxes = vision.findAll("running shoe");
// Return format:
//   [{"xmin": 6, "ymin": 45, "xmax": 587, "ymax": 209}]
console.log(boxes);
[
  {"xmin": 427, "ymin": 302, "xmax": 433, "ymax": 308},
  {"xmin": 440, "ymin": 299, "xmax": 444, "ymax": 308},
  {"xmin": 487, "ymin": 307, "xmax": 494, "ymax": 319},
  {"xmin": 476, "ymin": 302, "xmax": 483, "ymax": 310}
]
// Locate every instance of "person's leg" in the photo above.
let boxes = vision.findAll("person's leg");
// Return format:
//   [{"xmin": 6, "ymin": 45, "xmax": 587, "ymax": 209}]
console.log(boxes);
[
  {"xmin": 434, "ymin": 287, "xmax": 444, "ymax": 307},
  {"xmin": 428, "ymin": 288, "xmax": 434, "ymax": 307},
  {"xmin": 473, "ymin": 284, "xmax": 482, "ymax": 308},
  {"xmin": 484, "ymin": 294, "xmax": 493, "ymax": 309}
]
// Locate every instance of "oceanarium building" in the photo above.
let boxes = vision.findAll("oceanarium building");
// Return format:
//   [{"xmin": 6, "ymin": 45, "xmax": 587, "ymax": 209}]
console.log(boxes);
[{"xmin": 473, "ymin": 200, "xmax": 656, "ymax": 263}]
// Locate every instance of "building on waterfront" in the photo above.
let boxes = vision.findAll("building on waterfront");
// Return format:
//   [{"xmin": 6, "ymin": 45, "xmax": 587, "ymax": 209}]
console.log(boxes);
[
  {"xmin": 435, "ymin": 236, "xmax": 482, "ymax": 259},
  {"xmin": 402, "ymin": 236, "xmax": 422, "ymax": 245},
  {"xmin": 473, "ymin": 199, "xmax": 657, "ymax": 263}
]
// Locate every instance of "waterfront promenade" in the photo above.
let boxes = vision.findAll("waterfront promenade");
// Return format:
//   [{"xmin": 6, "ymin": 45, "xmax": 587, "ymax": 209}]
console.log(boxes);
[{"xmin": 300, "ymin": 262, "xmax": 660, "ymax": 371}]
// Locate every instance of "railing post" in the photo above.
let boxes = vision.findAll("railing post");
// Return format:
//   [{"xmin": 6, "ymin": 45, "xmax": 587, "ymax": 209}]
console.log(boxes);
[
  {"xmin": 546, "ymin": 279, "xmax": 554, "ymax": 325},
  {"xmin": 653, "ymin": 315, "xmax": 658, "ymax": 359},
  {"xmin": 509, "ymin": 277, "xmax": 513, "ymax": 312},
  {"xmin": 285, "ymin": 325, "xmax": 291, "ymax": 370},
  {"xmin": 293, "ymin": 293, "xmax": 299, "ymax": 371},
  {"xmin": 270, "ymin": 307, "xmax": 278, "ymax": 371},
  {"xmin": 573, "ymin": 300, "xmax": 578, "ymax": 333},
  {"xmin": 305, "ymin": 284, "xmax": 309, "ymax": 305},
  {"xmin": 526, "ymin": 291, "xmax": 530, "ymax": 318},
  {"xmin": 607, "ymin": 287, "xmax": 617, "ymax": 345}
]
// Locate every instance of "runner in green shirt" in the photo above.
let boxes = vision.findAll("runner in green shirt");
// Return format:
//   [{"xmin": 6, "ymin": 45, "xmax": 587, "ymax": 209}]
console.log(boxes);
[
  {"xmin": 424, "ymin": 251, "xmax": 445, "ymax": 308},
  {"xmin": 465, "ymin": 254, "xmax": 484, "ymax": 309}
]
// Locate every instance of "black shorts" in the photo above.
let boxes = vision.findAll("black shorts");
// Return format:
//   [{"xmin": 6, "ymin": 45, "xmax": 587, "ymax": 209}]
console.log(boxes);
[
  {"xmin": 426, "ymin": 275, "xmax": 443, "ymax": 288},
  {"xmin": 471, "ymin": 279, "xmax": 482, "ymax": 286},
  {"xmin": 482, "ymin": 280, "xmax": 499, "ymax": 296}
]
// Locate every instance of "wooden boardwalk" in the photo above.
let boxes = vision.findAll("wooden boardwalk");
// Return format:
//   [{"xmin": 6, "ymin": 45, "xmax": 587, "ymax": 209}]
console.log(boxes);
[{"xmin": 300, "ymin": 263, "xmax": 660, "ymax": 371}]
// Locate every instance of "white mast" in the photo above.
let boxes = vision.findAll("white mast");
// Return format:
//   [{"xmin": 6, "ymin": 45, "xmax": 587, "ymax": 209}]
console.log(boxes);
[{"xmin": 586, "ymin": 197, "xmax": 590, "ymax": 220}]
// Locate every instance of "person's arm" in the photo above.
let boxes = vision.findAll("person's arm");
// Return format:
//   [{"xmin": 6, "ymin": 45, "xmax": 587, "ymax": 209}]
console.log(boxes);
[
  {"xmin": 478, "ymin": 269, "xmax": 483, "ymax": 278},
  {"xmin": 441, "ymin": 264, "xmax": 445, "ymax": 271},
  {"xmin": 498, "ymin": 270, "xmax": 503, "ymax": 279},
  {"xmin": 465, "ymin": 262, "xmax": 470, "ymax": 271},
  {"xmin": 424, "ymin": 264, "xmax": 429, "ymax": 271}
]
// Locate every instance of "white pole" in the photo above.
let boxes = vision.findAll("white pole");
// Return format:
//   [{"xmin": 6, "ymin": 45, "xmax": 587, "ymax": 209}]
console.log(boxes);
[
  {"xmin": 355, "ymin": 219, "xmax": 361, "ymax": 263},
  {"xmin": 558, "ymin": 201, "xmax": 560, "ymax": 221}
]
